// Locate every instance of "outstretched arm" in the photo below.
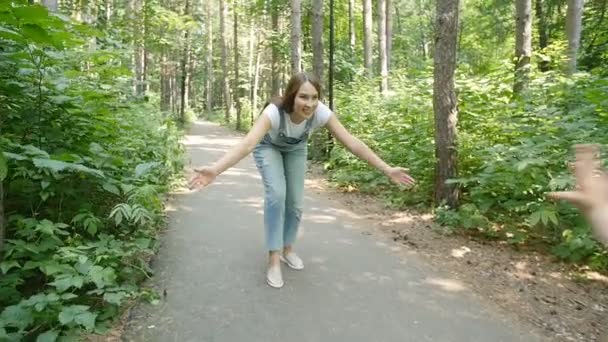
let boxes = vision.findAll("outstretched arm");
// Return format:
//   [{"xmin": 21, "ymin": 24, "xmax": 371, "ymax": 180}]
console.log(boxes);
[
  {"xmin": 189, "ymin": 112, "xmax": 271, "ymax": 189},
  {"xmin": 325, "ymin": 114, "xmax": 415, "ymax": 186}
]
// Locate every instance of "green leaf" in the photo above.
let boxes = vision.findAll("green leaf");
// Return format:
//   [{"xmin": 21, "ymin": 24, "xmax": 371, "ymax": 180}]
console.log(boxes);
[
  {"xmin": 75, "ymin": 311, "xmax": 97, "ymax": 331},
  {"xmin": 529, "ymin": 211, "xmax": 541, "ymax": 226},
  {"xmin": 102, "ymin": 182, "xmax": 120, "ymax": 195},
  {"xmin": 0, "ymin": 26, "xmax": 24, "ymax": 42},
  {"xmin": 0, "ymin": 260, "xmax": 20, "ymax": 274},
  {"xmin": 0, "ymin": 151, "xmax": 6, "ymax": 181},
  {"xmin": 21, "ymin": 24, "xmax": 50, "ymax": 44},
  {"xmin": 89, "ymin": 266, "xmax": 117, "ymax": 288},
  {"xmin": 135, "ymin": 162, "xmax": 160, "ymax": 178},
  {"xmin": 103, "ymin": 291, "xmax": 127, "ymax": 305},
  {"xmin": 50, "ymin": 274, "xmax": 84, "ymax": 292},
  {"xmin": 58, "ymin": 305, "xmax": 89, "ymax": 325},
  {"xmin": 36, "ymin": 330, "xmax": 59, "ymax": 342},
  {"xmin": 0, "ymin": 305, "xmax": 34, "ymax": 330},
  {"xmin": 14, "ymin": 5, "xmax": 49, "ymax": 22}
]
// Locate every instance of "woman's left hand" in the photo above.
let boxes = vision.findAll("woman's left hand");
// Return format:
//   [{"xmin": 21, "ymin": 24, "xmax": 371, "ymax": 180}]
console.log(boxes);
[{"xmin": 385, "ymin": 167, "xmax": 416, "ymax": 187}]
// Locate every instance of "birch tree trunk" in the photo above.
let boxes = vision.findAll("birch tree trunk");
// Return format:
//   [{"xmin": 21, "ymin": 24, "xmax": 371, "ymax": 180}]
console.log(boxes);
[
  {"xmin": 363, "ymin": 0, "xmax": 373, "ymax": 78},
  {"xmin": 514, "ymin": 0, "xmax": 532, "ymax": 94}
]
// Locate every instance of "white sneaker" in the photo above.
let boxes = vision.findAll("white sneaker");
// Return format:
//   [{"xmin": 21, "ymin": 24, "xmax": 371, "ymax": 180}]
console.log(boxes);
[
  {"xmin": 266, "ymin": 264, "xmax": 284, "ymax": 288},
  {"xmin": 280, "ymin": 252, "xmax": 304, "ymax": 270}
]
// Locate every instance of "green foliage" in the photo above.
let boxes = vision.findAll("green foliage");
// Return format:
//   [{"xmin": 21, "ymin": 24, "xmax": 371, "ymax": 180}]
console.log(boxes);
[
  {"xmin": 0, "ymin": 1, "xmax": 184, "ymax": 340},
  {"xmin": 331, "ymin": 67, "xmax": 608, "ymax": 268}
]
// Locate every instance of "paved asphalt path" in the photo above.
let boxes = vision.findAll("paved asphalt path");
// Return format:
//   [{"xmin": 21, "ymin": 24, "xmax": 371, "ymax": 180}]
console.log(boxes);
[{"xmin": 122, "ymin": 121, "xmax": 546, "ymax": 342}]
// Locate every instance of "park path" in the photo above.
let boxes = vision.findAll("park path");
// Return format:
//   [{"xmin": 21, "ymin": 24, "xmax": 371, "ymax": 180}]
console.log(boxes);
[{"xmin": 122, "ymin": 121, "xmax": 545, "ymax": 342}]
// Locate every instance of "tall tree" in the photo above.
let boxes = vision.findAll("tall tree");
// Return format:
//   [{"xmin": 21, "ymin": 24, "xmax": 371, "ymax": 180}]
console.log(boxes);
[
  {"xmin": 179, "ymin": 0, "xmax": 191, "ymax": 122},
  {"xmin": 291, "ymin": 0, "xmax": 302, "ymax": 74},
  {"xmin": 535, "ymin": 0, "xmax": 550, "ymax": 71},
  {"xmin": 386, "ymin": 0, "xmax": 393, "ymax": 70},
  {"xmin": 206, "ymin": 0, "xmax": 213, "ymax": 119},
  {"xmin": 566, "ymin": 0, "xmax": 584, "ymax": 74},
  {"xmin": 378, "ymin": 0, "xmax": 388, "ymax": 92},
  {"xmin": 349, "ymin": 0, "xmax": 356, "ymax": 52},
  {"xmin": 234, "ymin": 1, "xmax": 242, "ymax": 130},
  {"xmin": 312, "ymin": 0, "xmax": 324, "ymax": 83},
  {"xmin": 363, "ymin": 0, "xmax": 373, "ymax": 78},
  {"xmin": 271, "ymin": 0, "xmax": 280, "ymax": 95},
  {"xmin": 433, "ymin": 0, "xmax": 460, "ymax": 208},
  {"xmin": 514, "ymin": 0, "xmax": 532, "ymax": 94},
  {"xmin": 220, "ymin": 0, "xmax": 231, "ymax": 122}
]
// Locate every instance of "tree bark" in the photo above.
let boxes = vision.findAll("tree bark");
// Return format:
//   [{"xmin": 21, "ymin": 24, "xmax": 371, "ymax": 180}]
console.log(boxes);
[
  {"xmin": 312, "ymin": 0, "xmax": 324, "ymax": 84},
  {"xmin": 220, "ymin": 0, "xmax": 231, "ymax": 122},
  {"xmin": 234, "ymin": 5, "xmax": 242, "ymax": 130},
  {"xmin": 42, "ymin": 0, "xmax": 58, "ymax": 11},
  {"xmin": 271, "ymin": 2, "xmax": 280, "ymax": 95},
  {"xmin": 363, "ymin": 0, "xmax": 373, "ymax": 78},
  {"xmin": 386, "ymin": 0, "xmax": 393, "ymax": 70},
  {"xmin": 378, "ymin": 0, "xmax": 388, "ymax": 93},
  {"xmin": 433, "ymin": 0, "xmax": 460, "ymax": 208},
  {"xmin": 291, "ymin": 0, "xmax": 302, "ymax": 75},
  {"xmin": 180, "ymin": 0, "xmax": 191, "ymax": 122},
  {"xmin": 514, "ymin": 0, "xmax": 532, "ymax": 94},
  {"xmin": 566, "ymin": 0, "xmax": 584, "ymax": 75},
  {"xmin": 535, "ymin": 0, "xmax": 549, "ymax": 71},
  {"xmin": 349, "ymin": 0, "xmax": 356, "ymax": 52},
  {"xmin": 206, "ymin": 0, "xmax": 214, "ymax": 119}
]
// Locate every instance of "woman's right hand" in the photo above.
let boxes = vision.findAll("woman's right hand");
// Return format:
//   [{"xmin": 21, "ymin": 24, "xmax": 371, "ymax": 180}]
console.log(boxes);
[{"xmin": 188, "ymin": 166, "xmax": 218, "ymax": 190}]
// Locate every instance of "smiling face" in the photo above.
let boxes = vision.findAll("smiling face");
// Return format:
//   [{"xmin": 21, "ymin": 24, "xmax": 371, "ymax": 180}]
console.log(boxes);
[{"xmin": 291, "ymin": 81, "xmax": 319, "ymax": 123}]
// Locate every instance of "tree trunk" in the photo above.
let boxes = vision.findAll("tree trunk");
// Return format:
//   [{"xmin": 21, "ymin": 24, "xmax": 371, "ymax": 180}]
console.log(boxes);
[
  {"xmin": 291, "ymin": 0, "xmax": 302, "ymax": 75},
  {"xmin": 180, "ymin": 0, "xmax": 191, "ymax": 123},
  {"xmin": 161, "ymin": 48, "xmax": 170, "ymax": 112},
  {"xmin": 433, "ymin": 0, "xmax": 460, "ymax": 208},
  {"xmin": 248, "ymin": 19, "xmax": 256, "ymax": 112},
  {"xmin": 234, "ymin": 5, "xmax": 242, "ymax": 130},
  {"xmin": 386, "ymin": 0, "xmax": 393, "ymax": 71},
  {"xmin": 514, "ymin": 0, "xmax": 532, "ymax": 94},
  {"xmin": 566, "ymin": 0, "xmax": 584, "ymax": 75},
  {"xmin": 378, "ymin": 0, "xmax": 388, "ymax": 93},
  {"xmin": 220, "ymin": 0, "xmax": 231, "ymax": 122},
  {"xmin": 349, "ymin": 0, "xmax": 356, "ymax": 52},
  {"xmin": 312, "ymin": 0, "xmax": 324, "ymax": 83},
  {"xmin": 271, "ymin": 3, "xmax": 280, "ymax": 95},
  {"xmin": 42, "ymin": 0, "xmax": 58, "ymax": 11},
  {"xmin": 206, "ymin": 0, "xmax": 213, "ymax": 119},
  {"xmin": 535, "ymin": 0, "xmax": 550, "ymax": 71},
  {"xmin": 253, "ymin": 43, "xmax": 262, "ymax": 120},
  {"xmin": 363, "ymin": 0, "xmax": 373, "ymax": 78}
]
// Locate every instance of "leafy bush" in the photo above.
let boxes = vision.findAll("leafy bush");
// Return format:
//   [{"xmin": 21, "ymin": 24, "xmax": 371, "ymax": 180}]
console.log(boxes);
[
  {"xmin": 330, "ymin": 67, "xmax": 608, "ymax": 268},
  {"xmin": 0, "ymin": 2, "xmax": 183, "ymax": 340}
]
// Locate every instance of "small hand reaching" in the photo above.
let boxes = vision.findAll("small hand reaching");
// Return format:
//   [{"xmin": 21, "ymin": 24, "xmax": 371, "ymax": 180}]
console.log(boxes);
[
  {"xmin": 188, "ymin": 166, "xmax": 218, "ymax": 190},
  {"xmin": 385, "ymin": 166, "xmax": 416, "ymax": 187},
  {"xmin": 547, "ymin": 144, "xmax": 608, "ymax": 246}
]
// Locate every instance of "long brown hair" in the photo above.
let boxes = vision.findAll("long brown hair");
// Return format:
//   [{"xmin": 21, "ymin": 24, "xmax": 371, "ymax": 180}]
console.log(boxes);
[{"xmin": 267, "ymin": 72, "xmax": 322, "ymax": 114}]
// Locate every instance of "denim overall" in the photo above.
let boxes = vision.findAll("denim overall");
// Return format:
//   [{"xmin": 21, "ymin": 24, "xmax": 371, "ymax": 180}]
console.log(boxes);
[{"xmin": 253, "ymin": 108, "xmax": 315, "ymax": 251}]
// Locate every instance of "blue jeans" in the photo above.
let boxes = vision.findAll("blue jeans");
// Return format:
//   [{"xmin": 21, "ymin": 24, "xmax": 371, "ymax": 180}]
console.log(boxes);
[{"xmin": 253, "ymin": 144, "xmax": 307, "ymax": 251}]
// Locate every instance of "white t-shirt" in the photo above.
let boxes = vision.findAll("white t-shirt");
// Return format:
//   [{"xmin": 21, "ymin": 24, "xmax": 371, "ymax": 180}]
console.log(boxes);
[{"xmin": 264, "ymin": 102, "xmax": 333, "ymax": 141}]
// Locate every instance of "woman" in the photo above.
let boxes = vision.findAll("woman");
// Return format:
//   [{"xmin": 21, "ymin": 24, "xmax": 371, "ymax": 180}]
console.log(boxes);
[{"xmin": 189, "ymin": 72, "xmax": 415, "ymax": 288}]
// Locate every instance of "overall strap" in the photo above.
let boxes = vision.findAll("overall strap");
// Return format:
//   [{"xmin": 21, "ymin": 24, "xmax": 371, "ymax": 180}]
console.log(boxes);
[
  {"xmin": 299, "ymin": 112, "xmax": 316, "ymax": 140},
  {"xmin": 278, "ymin": 107, "xmax": 287, "ymax": 137}
]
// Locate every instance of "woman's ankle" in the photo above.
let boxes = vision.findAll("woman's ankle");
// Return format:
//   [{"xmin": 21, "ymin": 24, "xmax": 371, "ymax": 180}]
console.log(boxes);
[{"xmin": 268, "ymin": 250, "xmax": 281, "ymax": 266}]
